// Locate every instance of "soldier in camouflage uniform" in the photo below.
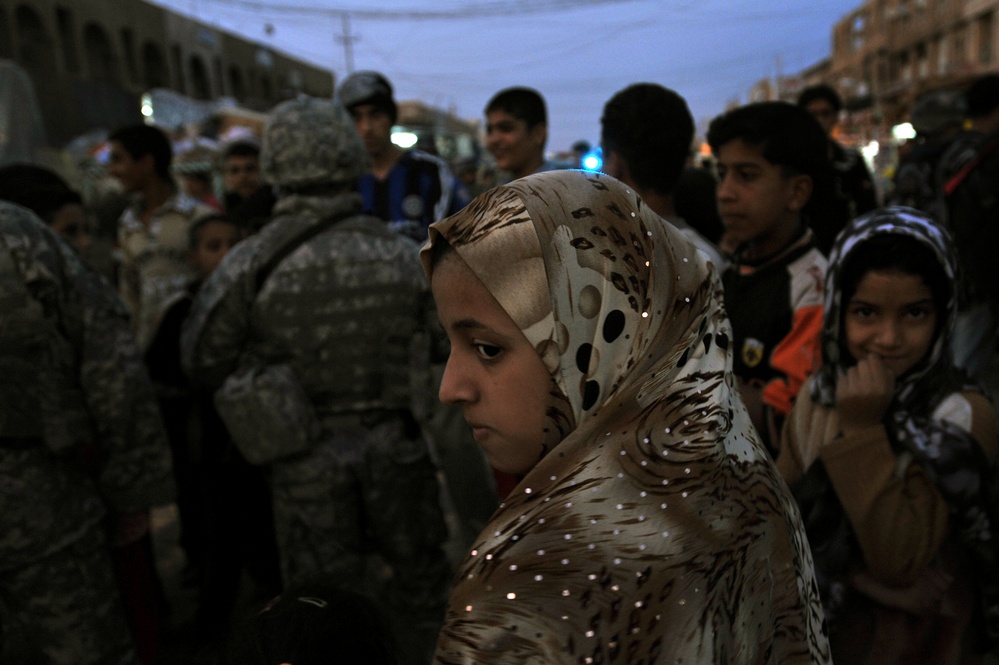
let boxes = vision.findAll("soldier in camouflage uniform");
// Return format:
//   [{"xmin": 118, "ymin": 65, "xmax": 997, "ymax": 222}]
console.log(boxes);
[
  {"xmin": 181, "ymin": 96, "xmax": 452, "ymax": 664},
  {"xmin": 0, "ymin": 202, "xmax": 174, "ymax": 664}
]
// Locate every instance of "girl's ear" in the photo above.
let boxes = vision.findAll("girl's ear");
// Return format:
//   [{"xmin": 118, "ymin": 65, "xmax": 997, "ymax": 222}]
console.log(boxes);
[{"xmin": 786, "ymin": 174, "xmax": 813, "ymax": 212}]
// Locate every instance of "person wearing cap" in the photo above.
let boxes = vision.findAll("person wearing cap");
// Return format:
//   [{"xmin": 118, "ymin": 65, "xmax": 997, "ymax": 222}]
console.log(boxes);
[
  {"xmin": 338, "ymin": 70, "xmax": 468, "ymax": 242},
  {"xmin": 797, "ymin": 84, "xmax": 879, "ymax": 255},
  {"xmin": 181, "ymin": 96, "xmax": 452, "ymax": 665}
]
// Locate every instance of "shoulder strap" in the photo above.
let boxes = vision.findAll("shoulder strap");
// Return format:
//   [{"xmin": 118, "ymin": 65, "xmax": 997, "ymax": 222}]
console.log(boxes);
[
  {"xmin": 943, "ymin": 135, "xmax": 999, "ymax": 197},
  {"xmin": 253, "ymin": 207, "xmax": 355, "ymax": 293}
]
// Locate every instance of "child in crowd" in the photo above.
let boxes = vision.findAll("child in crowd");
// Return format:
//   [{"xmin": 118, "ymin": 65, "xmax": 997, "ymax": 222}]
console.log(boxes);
[
  {"xmin": 147, "ymin": 214, "xmax": 281, "ymax": 640},
  {"xmin": 777, "ymin": 207, "xmax": 998, "ymax": 664},
  {"xmin": 422, "ymin": 170, "xmax": 829, "ymax": 664},
  {"xmin": 707, "ymin": 101, "xmax": 831, "ymax": 452}
]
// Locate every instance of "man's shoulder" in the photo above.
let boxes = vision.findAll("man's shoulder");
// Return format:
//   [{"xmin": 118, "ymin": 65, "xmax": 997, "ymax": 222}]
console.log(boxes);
[{"xmin": 401, "ymin": 149, "xmax": 454, "ymax": 175}]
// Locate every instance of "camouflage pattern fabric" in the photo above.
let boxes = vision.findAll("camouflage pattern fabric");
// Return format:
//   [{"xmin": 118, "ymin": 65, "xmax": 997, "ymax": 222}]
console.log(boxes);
[
  {"xmin": 0, "ymin": 202, "xmax": 173, "ymax": 664},
  {"xmin": 117, "ymin": 191, "xmax": 214, "ymax": 352},
  {"xmin": 1, "ymin": 528, "xmax": 137, "ymax": 665},
  {"xmin": 182, "ymin": 96, "xmax": 451, "ymax": 663}
]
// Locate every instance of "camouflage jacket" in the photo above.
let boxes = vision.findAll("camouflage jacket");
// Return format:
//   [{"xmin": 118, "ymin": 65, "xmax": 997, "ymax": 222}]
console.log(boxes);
[
  {"xmin": 181, "ymin": 192, "xmax": 439, "ymax": 429},
  {"xmin": 0, "ymin": 203, "xmax": 174, "ymax": 570},
  {"xmin": 117, "ymin": 190, "xmax": 214, "ymax": 351}
]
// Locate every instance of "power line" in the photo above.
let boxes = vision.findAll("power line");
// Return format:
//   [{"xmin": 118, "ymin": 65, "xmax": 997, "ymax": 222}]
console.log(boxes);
[{"xmin": 190, "ymin": 0, "xmax": 649, "ymax": 20}]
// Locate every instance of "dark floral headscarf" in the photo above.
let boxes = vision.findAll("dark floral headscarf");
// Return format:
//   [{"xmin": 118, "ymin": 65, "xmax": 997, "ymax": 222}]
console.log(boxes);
[{"xmin": 805, "ymin": 206, "xmax": 999, "ymax": 639}]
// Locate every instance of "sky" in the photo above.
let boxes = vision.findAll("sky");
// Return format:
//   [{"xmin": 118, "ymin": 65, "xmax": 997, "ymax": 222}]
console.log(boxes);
[{"xmin": 153, "ymin": 0, "xmax": 862, "ymax": 153}]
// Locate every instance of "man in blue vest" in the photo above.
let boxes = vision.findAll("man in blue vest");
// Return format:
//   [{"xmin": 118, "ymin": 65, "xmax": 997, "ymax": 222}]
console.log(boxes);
[{"xmin": 338, "ymin": 71, "xmax": 468, "ymax": 241}]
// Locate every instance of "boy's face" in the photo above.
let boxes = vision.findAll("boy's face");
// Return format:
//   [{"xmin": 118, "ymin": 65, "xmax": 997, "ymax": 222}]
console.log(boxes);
[
  {"xmin": 432, "ymin": 254, "xmax": 552, "ymax": 476},
  {"xmin": 50, "ymin": 203, "xmax": 91, "ymax": 252},
  {"xmin": 108, "ymin": 141, "xmax": 155, "ymax": 193},
  {"xmin": 223, "ymin": 155, "xmax": 260, "ymax": 199},
  {"xmin": 715, "ymin": 138, "xmax": 811, "ymax": 255},
  {"xmin": 189, "ymin": 220, "xmax": 241, "ymax": 279},
  {"xmin": 350, "ymin": 104, "xmax": 394, "ymax": 160},
  {"xmin": 486, "ymin": 109, "xmax": 545, "ymax": 179},
  {"xmin": 844, "ymin": 270, "xmax": 937, "ymax": 379},
  {"xmin": 804, "ymin": 99, "xmax": 838, "ymax": 136}
]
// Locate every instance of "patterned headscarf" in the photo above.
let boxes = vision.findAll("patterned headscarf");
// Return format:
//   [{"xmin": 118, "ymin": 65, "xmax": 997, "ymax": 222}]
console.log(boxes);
[
  {"xmin": 421, "ymin": 171, "xmax": 830, "ymax": 664},
  {"xmin": 811, "ymin": 206, "xmax": 961, "ymax": 410},
  {"xmin": 802, "ymin": 206, "xmax": 998, "ymax": 638}
]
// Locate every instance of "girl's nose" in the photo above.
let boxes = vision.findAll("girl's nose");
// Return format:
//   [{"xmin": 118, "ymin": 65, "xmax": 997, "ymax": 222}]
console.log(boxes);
[{"xmin": 439, "ymin": 354, "xmax": 474, "ymax": 405}]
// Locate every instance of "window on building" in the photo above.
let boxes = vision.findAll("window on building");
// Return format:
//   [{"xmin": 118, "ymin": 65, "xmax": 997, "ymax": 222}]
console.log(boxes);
[
  {"xmin": 56, "ymin": 7, "xmax": 79, "ymax": 74},
  {"xmin": 83, "ymin": 23, "xmax": 119, "ymax": 84},
  {"xmin": 16, "ymin": 6, "xmax": 57, "ymax": 75},
  {"xmin": 955, "ymin": 30, "xmax": 967, "ymax": 67},
  {"xmin": 916, "ymin": 42, "xmax": 929, "ymax": 78},
  {"xmin": 228, "ymin": 65, "xmax": 245, "ymax": 101},
  {"xmin": 978, "ymin": 12, "xmax": 995, "ymax": 65},
  {"xmin": 937, "ymin": 34, "xmax": 949, "ymax": 73},
  {"xmin": 213, "ymin": 56, "xmax": 224, "ymax": 98},
  {"xmin": 143, "ymin": 42, "xmax": 168, "ymax": 89},
  {"xmin": 171, "ymin": 44, "xmax": 185, "ymax": 94},
  {"xmin": 120, "ymin": 28, "xmax": 137, "ymax": 84},
  {"xmin": 189, "ymin": 55, "xmax": 211, "ymax": 99},
  {"xmin": 0, "ymin": 7, "xmax": 13, "ymax": 59}
]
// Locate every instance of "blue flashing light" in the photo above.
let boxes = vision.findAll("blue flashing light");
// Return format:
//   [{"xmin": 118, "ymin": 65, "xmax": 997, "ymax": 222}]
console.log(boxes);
[{"xmin": 581, "ymin": 147, "xmax": 603, "ymax": 172}]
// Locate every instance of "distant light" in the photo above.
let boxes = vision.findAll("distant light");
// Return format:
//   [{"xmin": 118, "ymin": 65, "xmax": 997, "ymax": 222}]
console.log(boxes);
[
  {"xmin": 582, "ymin": 147, "xmax": 602, "ymax": 172},
  {"xmin": 392, "ymin": 131, "xmax": 418, "ymax": 149},
  {"xmin": 892, "ymin": 123, "xmax": 916, "ymax": 141},
  {"xmin": 861, "ymin": 140, "xmax": 879, "ymax": 161},
  {"xmin": 140, "ymin": 92, "xmax": 154, "ymax": 120}
]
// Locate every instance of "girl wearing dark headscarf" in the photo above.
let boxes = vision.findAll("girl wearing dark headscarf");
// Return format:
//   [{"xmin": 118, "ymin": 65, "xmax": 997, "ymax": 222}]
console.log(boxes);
[
  {"xmin": 778, "ymin": 207, "xmax": 998, "ymax": 663},
  {"xmin": 422, "ymin": 170, "xmax": 830, "ymax": 664}
]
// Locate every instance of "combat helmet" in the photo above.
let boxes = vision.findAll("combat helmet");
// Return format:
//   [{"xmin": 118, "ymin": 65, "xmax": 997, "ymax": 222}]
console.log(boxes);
[{"xmin": 260, "ymin": 95, "xmax": 369, "ymax": 192}]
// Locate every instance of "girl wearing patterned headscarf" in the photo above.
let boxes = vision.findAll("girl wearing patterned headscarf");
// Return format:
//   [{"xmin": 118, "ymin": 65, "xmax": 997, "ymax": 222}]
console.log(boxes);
[
  {"xmin": 777, "ymin": 207, "xmax": 998, "ymax": 663},
  {"xmin": 421, "ymin": 170, "xmax": 830, "ymax": 664}
]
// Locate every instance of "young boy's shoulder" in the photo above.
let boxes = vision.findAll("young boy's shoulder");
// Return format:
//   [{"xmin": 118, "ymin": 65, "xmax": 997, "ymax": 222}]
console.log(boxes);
[{"xmin": 786, "ymin": 243, "xmax": 828, "ymax": 311}]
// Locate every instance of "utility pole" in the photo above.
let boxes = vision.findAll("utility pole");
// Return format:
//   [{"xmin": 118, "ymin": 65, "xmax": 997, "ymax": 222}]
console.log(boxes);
[{"xmin": 336, "ymin": 13, "xmax": 359, "ymax": 74}]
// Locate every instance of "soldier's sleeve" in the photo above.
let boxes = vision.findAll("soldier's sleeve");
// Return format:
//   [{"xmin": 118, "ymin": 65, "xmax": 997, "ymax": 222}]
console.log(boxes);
[
  {"xmin": 65, "ymin": 239, "xmax": 175, "ymax": 511},
  {"xmin": 180, "ymin": 238, "xmax": 259, "ymax": 391}
]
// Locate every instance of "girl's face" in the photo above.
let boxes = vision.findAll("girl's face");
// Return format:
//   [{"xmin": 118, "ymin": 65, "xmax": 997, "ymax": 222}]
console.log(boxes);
[
  {"xmin": 843, "ymin": 269, "xmax": 938, "ymax": 378},
  {"xmin": 432, "ymin": 255, "xmax": 552, "ymax": 475}
]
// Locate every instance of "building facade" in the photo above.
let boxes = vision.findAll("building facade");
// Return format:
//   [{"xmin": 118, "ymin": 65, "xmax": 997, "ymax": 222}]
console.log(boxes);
[
  {"xmin": 828, "ymin": 0, "xmax": 997, "ymax": 142},
  {"xmin": 0, "ymin": 0, "xmax": 334, "ymax": 145}
]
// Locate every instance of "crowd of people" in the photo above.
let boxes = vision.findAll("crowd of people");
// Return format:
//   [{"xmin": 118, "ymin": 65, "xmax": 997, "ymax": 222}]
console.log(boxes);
[{"xmin": 0, "ymin": 68, "xmax": 996, "ymax": 665}]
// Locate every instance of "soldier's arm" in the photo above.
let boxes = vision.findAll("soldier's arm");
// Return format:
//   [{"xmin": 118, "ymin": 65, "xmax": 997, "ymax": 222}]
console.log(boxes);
[{"xmin": 67, "ymin": 241, "xmax": 175, "ymax": 512}]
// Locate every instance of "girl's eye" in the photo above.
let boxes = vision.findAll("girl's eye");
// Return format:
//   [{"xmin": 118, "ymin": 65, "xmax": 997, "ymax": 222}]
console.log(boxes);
[
  {"xmin": 473, "ymin": 342, "xmax": 502, "ymax": 360},
  {"xmin": 905, "ymin": 306, "xmax": 932, "ymax": 320},
  {"xmin": 849, "ymin": 306, "xmax": 874, "ymax": 318}
]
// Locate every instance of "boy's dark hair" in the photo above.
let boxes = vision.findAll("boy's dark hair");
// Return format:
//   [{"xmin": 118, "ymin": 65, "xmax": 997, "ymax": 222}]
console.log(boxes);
[
  {"xmin": 187, "ymin": 213, "xmax": 238, "ymax": 250},
  {"xmin": 222, "ymin": 139, "xmax": 261, "ymax": 161},
  {"xmin": 108, "ymin": 124, "xmax": 173, "ymax": 181},
  {"xmin": 839, "ymin": 233, "xmax": 950, "ymax": 332},
  {"xmin": 220, "ymin": 585, "xmax": 397, "ymax": 665},
  {"xmin": 601, "ymin": 83, "xmax": 693, "ymax": 196},
  {"xmin": 796, "ymin": 83, "xmax": 843, "ymax": 113},
  {"xmin": 485, "ymin": 87, "xmax": 547, "ymax": 131},
  {"xmin": 964, "ymin": 73, "xmax": 999, "ymax": 119},
  {"xmin": 0, "ymin": 164, "xmax": 82, "ymax": 223},
  {"xmin": 707, "ymin": 101, "xmax": 830, "ymax": 183}
]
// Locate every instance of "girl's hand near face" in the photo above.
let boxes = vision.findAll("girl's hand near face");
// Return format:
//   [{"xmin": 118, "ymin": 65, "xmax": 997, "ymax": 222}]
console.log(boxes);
[{"xmin": 835, "ymin": 353, "xmax": 896, "ymax": 433}]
